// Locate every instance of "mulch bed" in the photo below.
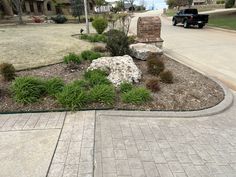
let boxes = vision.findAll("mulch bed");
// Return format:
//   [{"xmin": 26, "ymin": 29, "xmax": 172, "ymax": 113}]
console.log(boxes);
[{"xmin": 0, "ymin": 55, "xmax": 224, "ymax": 112}]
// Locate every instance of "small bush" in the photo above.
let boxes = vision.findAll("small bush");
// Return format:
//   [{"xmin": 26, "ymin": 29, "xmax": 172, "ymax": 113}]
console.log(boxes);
[
  {"xmin": 51, "ymin": 15, "xmax": 67, "ymax": 24},
  {"xmin": 84, "ymin": 69, "xmax": 111, "ymax": 87},
  {"xmin": 10, "ymin": 76, "xmax": 45, "ymax": 104},
  {"xmin": 146, "ymin": 78, "xmax": 160, "ymax": 92},
  {"xmin": 147, "ymin": 55, "xmax": 165, "ymax": 76},
  {"xmin": 120, "ymin": 82, "xmax": 133, "ymax": 93},
  {"xmin": 80, "ymin": 34, "xmax": 107, "ymax": 43},
  {"xmin": 64, "ymin": 53, "xmax": 81, "ymax": 64},
  {"xmin": 89, "ymin": 84, "xmax": 115, "ymax": 105},
  {"xmin": 92, "ymin": 17, "xmax": 108, "ymax": 34},
  {"xmin": 128, "ymin": 35, "xmax": 136, "ymax": 44},
  {"xmin": 45, "ymin": 78, "xmax": 65, "ymax": 97},
  {"xmin": 225, "ymin": 0, "xmax": 235, "ymax": 8},
  {"xmin": 106, "ymin": 29, "xmax": 130, "ymax": 56},
  {"xmin": 92, "ymin": 45, "xmax": 107, "ymax": 53},
  {"xmin": 0, "ymin": 63, "xmax": 16, "ymax": 81},
  {"xmin": 160, "ymin": 70, "xmax": 174, "ymax": 84},
  {"xmin": 81, "ymin": 50, "xmax": 102, "ymax": 61},
  {"xmin": 56, "ymin": 81, "xmax": 89, "ymax": 109},
  {"xmin": 122, "ymin": 87, "xmax": 151, "ymax": 104}
]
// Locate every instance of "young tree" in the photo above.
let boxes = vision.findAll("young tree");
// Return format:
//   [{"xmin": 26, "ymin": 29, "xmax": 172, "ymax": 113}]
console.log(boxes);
[
  {"xmin": 70, "ymin": 0, "xmax": 84, "ymax": 22},
  {"xmin": 11, "ymin": 0, "xmax": 24, "ymax": 24}
]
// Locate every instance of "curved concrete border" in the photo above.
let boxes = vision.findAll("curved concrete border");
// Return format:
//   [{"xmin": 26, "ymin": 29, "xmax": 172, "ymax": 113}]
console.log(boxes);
[{"xmin": 97, "ymin": 70, "xmax": 234, "ymax": 118}]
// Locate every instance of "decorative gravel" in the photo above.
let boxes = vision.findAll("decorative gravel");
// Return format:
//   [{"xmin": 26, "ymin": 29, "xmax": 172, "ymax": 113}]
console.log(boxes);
[{"xmin": 0, "ymin": 55, "xmax": 224, "ymax": 112}]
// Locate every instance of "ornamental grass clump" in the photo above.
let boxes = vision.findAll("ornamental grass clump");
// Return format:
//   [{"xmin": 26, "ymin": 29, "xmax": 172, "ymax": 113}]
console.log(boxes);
[
  {"xmin": 56, "ymin": 80, "xmax": 90, "ymax": 110},
  {"xmin": 0, "ymin": 63, "xmax": 16, "ymax": 81},
  {"xmin": 89, "ymin": 84, "xmax": 115, "ymax": 105},
  {"xmin": 10, "ymin": 76, "xmax": 46, "ymax": 104},
  {"xmin": 63, "ymin": 53, "xmax": 81, "ymax": 64},
  {"xmin": 120, "ymin": 82, "xmax": 133, "ymax": 93},
  {"xmin": 81, "ymin": 50, "xmax": 102, "ymax": 61},
  {"xmin": 147, "ymin": 54, "xmax": 165, "ymax": 76},
  {"xmin": 84, "ymin": 69, "xmax": 111, "ymax": 87},
  {"xmin": 146, "ymin": 78, "xmax": 160, "ymax": 92},
  {"xmin": 45, "ymin": 78, "xmax": 65, "ymax": 97},
  {"xmin": 160, "ymin": 70, "xmax": 174, "ymax": 84},
  {"xmin": 122, "ymin": 87, "xmax": 151, "ymax": 104}
]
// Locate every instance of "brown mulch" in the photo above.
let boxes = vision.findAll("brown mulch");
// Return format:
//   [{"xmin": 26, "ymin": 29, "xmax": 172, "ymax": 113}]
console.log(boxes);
[{"xmin": 0, "ymin": 56, "xmax": 224, "ymax": 112}]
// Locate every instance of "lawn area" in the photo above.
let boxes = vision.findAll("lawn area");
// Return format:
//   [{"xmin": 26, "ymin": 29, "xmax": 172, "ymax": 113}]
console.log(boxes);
[{"xmin": 208, "ymin": 13, "xmax": 236, "ymax": 30}]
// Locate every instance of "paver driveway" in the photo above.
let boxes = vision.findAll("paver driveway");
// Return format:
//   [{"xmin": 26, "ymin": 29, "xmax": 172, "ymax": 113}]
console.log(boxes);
[{"xmin": 1, "ymin": 93, "xmax": 236, "ymax": 177}]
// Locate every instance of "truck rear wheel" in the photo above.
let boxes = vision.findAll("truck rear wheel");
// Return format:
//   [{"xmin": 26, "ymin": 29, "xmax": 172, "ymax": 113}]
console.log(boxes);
[
  {"xmin": 183, "ymin": 20, "xmax": 189, "ymax": 28},
  {"xmin": 172, "ymin": 19, "xmax": 177, "ymax": 26}
]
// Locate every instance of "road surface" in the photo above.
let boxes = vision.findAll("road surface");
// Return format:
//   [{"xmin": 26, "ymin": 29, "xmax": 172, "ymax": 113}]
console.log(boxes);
[{"xmin": 130, "ymin": 10, "xmax": 236, "ymax": 90}]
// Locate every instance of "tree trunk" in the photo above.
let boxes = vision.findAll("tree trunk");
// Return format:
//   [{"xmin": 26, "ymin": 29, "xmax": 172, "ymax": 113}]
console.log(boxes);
[
  {"xmin": 1, "ymin": 0, "xmax": 13, "ymax": 16},
  {"xmin": 17, "ymin": 0, "xmax": 24, "ymax": 24}
]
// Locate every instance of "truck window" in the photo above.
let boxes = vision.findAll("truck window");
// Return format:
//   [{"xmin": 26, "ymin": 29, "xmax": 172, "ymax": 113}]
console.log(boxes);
[{"xmin": 184, "ymin": 9, "xmax": 198, "ymax": 15}]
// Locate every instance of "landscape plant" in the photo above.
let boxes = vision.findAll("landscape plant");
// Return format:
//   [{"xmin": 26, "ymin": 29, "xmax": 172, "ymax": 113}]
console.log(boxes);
[
  {"xmin": 147, "ymin": 55, "xmax": 165, "ymax": 76},
  {"xmin": 81, "ymin": 50, "xmax": 102, "ymax": 61},
  {"xmin": 80, "ymin": 34, "xmax": 107, "ymax": 43},
  {"xmin": 92, "ymin": 45, "xmax": 107, "ymax": 53},
  {"xmin": 0, "ymin": 63, "xmax": 16, "ymax": 81},
  {"xmin": 120, "ymin": 82, "xmax": 133, "ymax": 93},
  {"xmin": 225, "ymin": 0, "xmax": 235, "ymax": 8},
  {"xmin": 122, "ymin": 87, "xmax": 151, "ymax": 104},
  {"xmin": 45, "ymin": 78, "xmax": 65, "ymax": 97},
  {"xmin": 160, "ymin": 70, "xmax": 174, "ymax": 83},
  {"xmin": 146, "ymin": 78, "xmax": 160, "ymax": 92},
  {"xmin": 84, "ymin": 69, "xmax": 111, "ymax": 86},
  {"xmin": 92, "ymin": 17, "xmax": 108, "ymax": 34},
  {"xmin": 10, "ymin": 76, "xmax": 46, "ymax": 104},
  {"xmin": 51, "ymin": 15, "xmax": 68, "ymax": 24},
  {"xmin": 63, "ymin": 53, "xmax": 81, "ymax": 64}
]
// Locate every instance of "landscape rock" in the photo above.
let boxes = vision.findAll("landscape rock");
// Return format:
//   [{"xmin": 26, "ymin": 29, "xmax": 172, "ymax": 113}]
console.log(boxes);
[
  {"xmin": 87, "ymin": 55, "xmax": 142, "ymax": 86},
  {"xmin": 129, "ymin": 43, "xmax": 163, "ymax": 60}
]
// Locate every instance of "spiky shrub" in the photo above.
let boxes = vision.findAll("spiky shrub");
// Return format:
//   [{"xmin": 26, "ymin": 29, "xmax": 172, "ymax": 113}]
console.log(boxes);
[
  {"xmin": 10, "ymin": 76, "xmax": 46, "ymax": 104},
  {"xmin": 146, "ymin": 78, "xmax": 160, "ymax": 92},
  {"xmin": 56, "ymin": 81, "xmax": 89, "ymax": 110},
  {"xmin": 92, "ymin": 45, "xmax": 107, "ymax": 53},
  {"xmin": 63, "ymin": 53, "xmax": 81, "ymax": 64},
  {"xmin": 45, "ymin": 78, "xmax": 65, "ymax": 97},
  {"xmin": 0, "ymin": 63, "xmax": 16, "ymax": 81},
  {"xmin": 89, "ymin": 84, "xmax": 115, "ymax": 105},
  {"xmin": 160, "ymin": 70, "xmax": 174, "ymax": 84},
  {"xmin": 120, "ymin": 82, "xmax": 133, "ymax": 93},
  {"xmin": 81, "ymin": 50, "xmax": 102, "ymax": 61},
  {"xmin": 122, "ymin": 87, "xmax": 151, "ymax": 104},
  {"xmin": 84, "ymin": 69, "xmax": 111, "ymax": 87},
  {"xmin": 106, "ymin": 29, "xmax": 130, "ymax": 56},
  {"xmin": 92, "ymin": 17, "xmax": 108, "ymax": 34},
  {"xmin": 147, "ymin": 55, "xmax": 165, "ymax": 76}
]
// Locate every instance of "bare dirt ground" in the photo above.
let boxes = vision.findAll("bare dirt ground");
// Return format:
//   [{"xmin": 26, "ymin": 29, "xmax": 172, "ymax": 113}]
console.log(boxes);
[{"xmin": 0, "ymin": 24, "xmax": 93, "ymax": 70}]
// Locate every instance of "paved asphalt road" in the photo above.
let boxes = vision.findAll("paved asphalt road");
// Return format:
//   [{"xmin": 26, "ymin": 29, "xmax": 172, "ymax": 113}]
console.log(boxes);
[{"xmin": 130, "ymin": 11, "xmax": 236, "ymax": 90}]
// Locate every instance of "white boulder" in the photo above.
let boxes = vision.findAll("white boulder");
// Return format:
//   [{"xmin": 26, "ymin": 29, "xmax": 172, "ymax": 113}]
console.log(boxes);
[
  {"xmin": 87, "ymin": 55, "xmax": 142, "ymax": 86},
  {"xmin": 129, "ymin": 43, "xmax": 163, "ymax": 60}
]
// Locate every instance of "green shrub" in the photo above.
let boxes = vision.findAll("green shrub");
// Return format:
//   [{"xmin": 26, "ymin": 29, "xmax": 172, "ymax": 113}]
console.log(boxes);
[
  {"xmin": 63, "ymin": 53, "xmax": 81, "ymax": 64},
  {"xmin": 11, "ymin": 76, "xmax": 45, "ymax": 104},
  {"xmin": 51, "ymin": 15, "xmax": 67, "ymax": 24},
  {"xmin": 221, "ymin": 0, "xmax": 225, "ymax": 3},
  {"xmin": 120, "ymin": 82, "xmax": 133, "ymax": 93},
  {"xmin": 81, "ymin": 50, "xmax": 102, "ymax": 61},
  {"xmin": 84, "ymin": 69, "xmax": 111, "ymax": 87},
  {"xmin": 128, "ymin": 35, "xmax": 136, "ymax": 44},
  {"xmin": 92, "ymin": 17, "xmax": 108, "ymax": 34},
  {"xmin": 89, "ymin": 84, "xmax": 115, "ymax": 105},
  {"xmin": 106, "ymin": 29, "xmax": 130, "ymax": 56},
  {"xmin": 147, "ymin": 55, "xmax": 165, "ymax": 76},
  {"xmin": 92, "ymin": 45, "xmax": 107, "ymax": 53},
  {"xmin": 122, "ymin": 87, "xmax": 151, "ymax": 104},
  {"xmin": 80, "ymin": 34, "xmax": 107, "ymax": 43},
  {"xmin": 216, "ymin": 0, "xmax": 221, "ymax": 4},
  {"xmin": 0, "ymin": 63, "xmax": 16, "ymax": 81},
  {"xmin": 146, "ymin": 78, "xmax": 160, "ymax": 92},
  {"xmin": 56, "ymin": 81, "xmax": 89, "ymax": 109},
  {"xmin": 225, "ymin": 0, "xmax": 235, "ymax": 8},
  {"xmin": 45, "ymin": 78, "xmax": 65, "ymax": 97},
  {"xmin": 160, "ymin": 70, "xmax": 174, "ymax": 84}
]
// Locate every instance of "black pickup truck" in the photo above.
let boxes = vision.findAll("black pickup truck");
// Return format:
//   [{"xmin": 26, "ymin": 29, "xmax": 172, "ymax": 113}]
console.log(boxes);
[{"xmin": 172, "ymin": 9, "xmax": 209, "ymax": 28}]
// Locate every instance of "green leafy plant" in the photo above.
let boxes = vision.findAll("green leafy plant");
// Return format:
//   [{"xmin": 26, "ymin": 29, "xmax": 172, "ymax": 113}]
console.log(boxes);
[
  {"xmin": 120, "ymin": 82, "xmax": 133, "ymax": 93},
  {"xmin": 92, "ymin": 45, "xmax": 107, "ymax": 53},
  {"xmin": 0, "ymin": 63, "xmax": 16, "ymax": 81},
  {"xmin": 89, "ymin": 84, "xmax": 115, "ymax": 105},
  {"xmin": 81, "ymin": 50, "xmax": 102, "ymax": 61},
  {"xmin": 92, "ymin": 17, "xmax": 108, "ymax": 34},
  {"xmin": 160, "ymin": 70, "xmax": 174, "ymax": 84},
  {"xmin": 122, "ymin": 87, "xmax": 151, "ymax": 104},
  {"xmin": 225, "ymin": 0, "xmax": 235, "ymax": 8},
  {"xmin": 51, "ymin": 15, "xmax": 67, "ymax": 24},
  {"xmin": 63, "ymin": 53, "xmax": 82, "ymax": 64},
  {"xmin": 10, "ymin": 76, "xmax": 46, "ymax": 104},
  {"xmin": 80, "ymin": 34, "xmax": 107, "ymax": 43},
  {"xmin": 56, "ymin": 80, "xmax": 89, "ymax": 110},
  {"xmin": 84, "ymin": 69, "xmax": 111, "ymax": 87},
  {"xmin": 45, "ymin": 78, "xmax": 65, "ymax": 97},
  {"xmin": 106, "ymin": 29, "xmax": 130, "ymax": 56},
  {"xmin": 147, "ymin": 54, "xmax": 165, "ymax": 76},
  {"xmin": 146, "ymin": 78, "xmax": 160, "ymax": 92}
]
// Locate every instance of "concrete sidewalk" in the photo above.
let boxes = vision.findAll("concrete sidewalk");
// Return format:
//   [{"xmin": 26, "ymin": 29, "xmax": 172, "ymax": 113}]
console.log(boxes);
[{"xmin": 0, "ymin": 92, "xmax": 236, "ymax": 177}]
